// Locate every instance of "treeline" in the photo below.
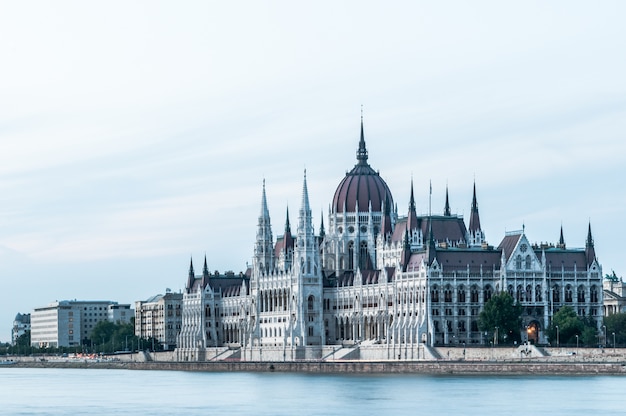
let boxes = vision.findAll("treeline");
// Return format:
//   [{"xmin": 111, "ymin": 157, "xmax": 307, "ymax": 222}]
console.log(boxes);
[{"xmin": 1, "ymin": 321, "xmax": 164, "ymax": 355}]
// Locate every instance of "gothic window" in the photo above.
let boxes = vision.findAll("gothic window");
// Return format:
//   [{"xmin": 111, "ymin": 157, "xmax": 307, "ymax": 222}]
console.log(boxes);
[
  {"xmin": 348, "ymin": 241, "xmax": 354, "ymax": 270},
  {"xmin": 535, "ymin": 285, "xmax": 542, "ymax": 302},
  {"xmin": 444, "ymin": 285, "xmax": 452, "ymax": 303},
  {"xmin": 515, "ymin": 255, "xmax": 522, "ymax": 270},
  {"xmin": 470, "ymin": 286, "xmax": 479, "ymax": 303},
  {"xmin": 553, "ymin": 285, "xmax": 560, "ymax": 302},
  {"xmin": 577, "ymin": 285, "xmax": 585, "ymax": 302},
  {"xmin": 526, "ymin": 285, "xmax": 532, "ymax": 302},
  {"xmin": 458, "ymin": 286, "xmax": 466, "ymax": 303},
  {"xmin": 507, "ymin": 285, "xmax": 514, "ymax": 297},
  {"xmin": 516, "ymin": 285, "xmax": 524, "ymax": 302},
  {"xmin": 431, "ymin": 286, "xmax": 439, "ymax": 303},
  {"xmin": 525, "ymin": 255, "xmax": 532, "ymax": 270},
  {"xmin": 590, "ymin": 286, "xmax": 599, "ymax": 303},
  {"xmin": 458, "ymin": 321, "xmax": 466, "ymax": 332},
  {"xmin": 308, "ymin": 295, "xmax": 315, "ymax": 310},
  {"xmin": 359, "ymin": 241, "xmax": 368, "ymax": 269},
  {"xmin": 484, "ymin": 285, "xmax": 493, "ymax": 302},
  {"xmin": 565, "ymin": 286, "xmax": 573, "ymax": 303}
]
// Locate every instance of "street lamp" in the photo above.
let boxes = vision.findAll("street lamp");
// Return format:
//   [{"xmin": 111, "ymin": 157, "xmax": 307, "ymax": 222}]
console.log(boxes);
[
  {"xmin": 555, "ymin": 325, "xmax": 559, "ymax": 347},
  {"xmin": 603, "ymin": 325, "xmax": 607, "ymax": 348},
  {"xmin": 613, "ymin": 332, "xmax": 616, "ymax": 353},
  {"xmin": 575, "ymin": 334, "xmax": 579, "ymax": 352},
  {"xmin": 495, "ymin": 326, "xmax": 499, "ymax": 346}
]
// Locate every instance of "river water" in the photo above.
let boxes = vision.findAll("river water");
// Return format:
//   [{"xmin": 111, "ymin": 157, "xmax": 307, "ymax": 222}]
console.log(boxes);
[{"xmin": 1, "ymin": 367, "xmax": 624, "ymax": 415}]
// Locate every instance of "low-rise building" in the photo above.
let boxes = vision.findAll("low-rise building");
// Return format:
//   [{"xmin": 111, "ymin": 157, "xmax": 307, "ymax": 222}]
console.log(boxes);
[
  {"xmin": 135, "ymin": 289, "xmax": 183, "ymax": 350},
  {"xmin": 603, "ymin": 271, "xmax": 626, "ymax": 316},
  {"xmin": 12, "ymin": 313, "xmax": 31, "ymax": 345},
  {"xmin": 31, "ymin": 300, "xmax": 132, "ymax": 348}
]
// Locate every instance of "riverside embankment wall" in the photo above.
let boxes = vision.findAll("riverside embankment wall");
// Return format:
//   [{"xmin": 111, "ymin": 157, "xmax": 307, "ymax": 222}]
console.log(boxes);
[{"xmin": 7, "ymin": 360, "xmax": 626, "ymax": 375}]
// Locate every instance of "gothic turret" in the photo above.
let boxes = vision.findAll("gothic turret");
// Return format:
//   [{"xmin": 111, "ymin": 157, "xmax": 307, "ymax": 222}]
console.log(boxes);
[
  {"xmin": 468, "ymin": 181, "xmax": 485, "ymax": 246},
  {"xmin": 557, "ymin": 226, "xmax": 566, "ymax": 249},
  {"xmin": 254, "ymin": 180, "xmax": 274, "ymax": 274},
  {"xmin": 444, "ymin": 185, "xmax": 451, "ymax": 216},
  {"xmin": 585, "ymin": 222, "xmax": 596, "ymax": 266},
  {"xmin": 407, "ymin": 179, "xmax": 418, "ymax": 233},
  {"xmin": 186, "ymin": 257, "xmax": 195, "ymax": 293}
]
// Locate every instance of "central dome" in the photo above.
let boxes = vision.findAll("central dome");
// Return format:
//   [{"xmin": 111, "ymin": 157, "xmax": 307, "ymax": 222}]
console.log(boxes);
[{"xmin": 331, "ymin": 122, "xmax": 394, "ymax": 213}]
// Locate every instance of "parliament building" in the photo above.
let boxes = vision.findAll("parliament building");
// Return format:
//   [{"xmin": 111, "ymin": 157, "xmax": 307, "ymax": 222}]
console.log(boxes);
[{"xmin": 176, "ymin": 120, "xmax": 603, "ymax": 361}]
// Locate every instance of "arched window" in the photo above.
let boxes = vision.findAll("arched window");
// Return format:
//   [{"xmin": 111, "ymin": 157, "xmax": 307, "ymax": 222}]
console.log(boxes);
[
  {"xmin": 347, "ymin": 241, "xmax": 354, "ymax": 270},
  {"xmin": 507, "ymin": 285, "xmax": 514, "ymax": 297},
  {"xmin": 525, "ymin": 255, "xmax": 532, "ymax": 270},
  {"xmin": 359, "ymin": 241, "xmax": 368, "ymax": 270},
  {"xmin": 308, "ymin": 295, "xmax": 315, "ymax": 310},
  {"xmin": 515, "ymin": 255, "xmax": 522, "ymax": 269},
  {"xmin": 484, "ymin": 285, "xmax": 493, "ymax": 302},
  {"xmin": 444, "ymin": 285, "xmax": 452, "ymax": 303},
  {"xmin": 577, "ymin": 285, "xmax": 585, "ymax": 303},
  {"xmin": 470, "ymin": 286, "xmax": 479, "ymax": 303},
  {"xmin": 553, "ymin": 285, "xmax": 560, "ymax": 302},
  {"xmin": 431, "ymin": 285, "xmax": 439, "ymax": 303},
  {"xmin": 458, "ymin": 285, "xmax": 466, "ymax": 303},
  {"xmin": 565, "ymin": 285, "xmax": 573, "ymax": 303},
  {"xmin": 535, "ymin": 285, "xmax": 542, "ymax": 302},
  {"xmin": 590, "ymin": 286, "xmax": 599, "ymax": 303},
  {"xmin": 516, "ymin": 285, "xmax": 524, "ymax": 302},
  {"xmin": 526, "ymin": 285, "xmax": 532, "ymax": 302}
]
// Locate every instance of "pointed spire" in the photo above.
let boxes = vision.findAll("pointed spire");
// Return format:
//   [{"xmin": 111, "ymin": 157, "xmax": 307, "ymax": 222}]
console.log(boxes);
[
  {"xmin": 585, "ymin": 221, "xmax": 596, "ymax": 266},
  {"xmin": 356, "ymin": 110, "xmax": 368, "ymax": 165},
  {"xmin": 407, "ymin": 179, "xmax": 418, "ymax": 232},
  {"xmin": 558, "ymin": 225, "xmax": 566, "ymax": 249},
  {"xmin": 255, "ymin": 179, "xmax": 274, "ymax": 273},
  {"xmin": 301, "ymin": 169, "xmax": 311, "ymax": 214},
  {"xmin": 319, "ymin": 212, "xmax": 325, "ymax": 239},
  {"xmin": 284, "ymin": 206, "xmax": 291, "ymax": 234},
  {"xmin": 261, "ymin": 178, "xmax": 270, "ymax": 218},
  {"xmin": 202, "ymin": 254, "xmax": 210, "ymax": 288},
  {"xmin": 444, "ymin": 184, "xmax": 451, "ymax": 216},
  {"xmin": 186, "ymin": 257, "xmax": 195, "ymax": 292},
  {"xmin": 203, "ymin": 255, "xmax": 209, "ymax": 277},
  {"xmin": 468, "ymin": 181, "xmax": 482, "ymax": 233}
]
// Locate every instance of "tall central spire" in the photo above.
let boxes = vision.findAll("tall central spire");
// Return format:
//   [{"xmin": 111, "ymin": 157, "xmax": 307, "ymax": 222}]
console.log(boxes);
[{"xmin": 356, "ymin": 110, "xmax": 368, "ymax": 165}]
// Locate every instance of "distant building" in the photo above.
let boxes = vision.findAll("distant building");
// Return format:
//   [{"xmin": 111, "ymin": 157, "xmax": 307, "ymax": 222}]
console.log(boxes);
[
  {"xmin": 603, "ymin": 271, "xmax": 626, "ymax": 315},
  {"xmin": 12, "ymin": 313, "xmax": 31, "ymax": 345},
  {"xmin": 176, "ymin": 119, "xmax": 604, "ymax": 361},
  {"xmin": 135, "ymin": 290, "xmax": 183, "ymax": 350},
  {"xmin": 31, "ymin": 300, "xmax": 132, "ymax": 348}
]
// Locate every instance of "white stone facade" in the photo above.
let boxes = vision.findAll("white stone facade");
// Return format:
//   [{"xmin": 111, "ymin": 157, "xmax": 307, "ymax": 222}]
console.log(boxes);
[{"xmin": 175, "ymin": 121, "xmax": 604, "ymax": 360}]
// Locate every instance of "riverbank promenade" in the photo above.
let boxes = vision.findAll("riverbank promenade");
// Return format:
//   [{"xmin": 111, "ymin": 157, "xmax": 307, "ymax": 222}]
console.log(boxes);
[{"xmin": 4, "ymin": 345, "xmax": 626, "ymax": 375}]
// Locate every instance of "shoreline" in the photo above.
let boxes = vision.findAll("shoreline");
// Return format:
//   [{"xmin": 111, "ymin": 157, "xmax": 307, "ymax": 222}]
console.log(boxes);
[{"xmin": 5, "ymin": 359, "xmax": 626, "ymax": 376}]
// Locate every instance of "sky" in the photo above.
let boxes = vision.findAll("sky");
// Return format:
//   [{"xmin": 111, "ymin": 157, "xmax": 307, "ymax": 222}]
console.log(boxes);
[{"xmin": 1, "ymin": 1, "xmax": 625, "ymax": 342}]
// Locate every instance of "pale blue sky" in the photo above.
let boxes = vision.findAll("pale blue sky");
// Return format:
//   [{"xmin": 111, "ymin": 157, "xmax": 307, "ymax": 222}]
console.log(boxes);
[{"xmin": 1, "ymin": 1, "xmax": 625, "ymax": 342}]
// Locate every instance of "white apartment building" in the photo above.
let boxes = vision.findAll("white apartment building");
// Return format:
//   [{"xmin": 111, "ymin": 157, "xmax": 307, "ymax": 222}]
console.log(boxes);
[{"xmin": 31, "ymin": 300, "xmax": 132, "ymax": 348}]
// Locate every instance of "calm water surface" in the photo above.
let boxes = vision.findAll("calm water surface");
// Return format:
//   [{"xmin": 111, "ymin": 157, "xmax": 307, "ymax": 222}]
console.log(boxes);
[{"xmin": 1, "ymin": 367, "xmax": 624, "ymax": 415}]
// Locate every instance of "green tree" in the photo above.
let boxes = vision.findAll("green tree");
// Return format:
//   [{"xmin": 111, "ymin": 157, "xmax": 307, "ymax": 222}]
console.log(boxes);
[
  {"xmin": 548, "ymin": 306, "xmax": 598, "ymax": 346},
  {"xmin": 478, "ymin": 292, "xmax": 522, "ymax": 344},
  {"xmin": 604, "ymin": 312, "xmax": 626, "ymax": 346}
]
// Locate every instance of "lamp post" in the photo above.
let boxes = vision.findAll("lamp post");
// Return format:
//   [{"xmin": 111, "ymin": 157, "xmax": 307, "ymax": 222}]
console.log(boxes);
[
  {"xmin": 495, "ymin": 326, "xmax": 499, "ymax": 346},
  {"xmin": 576, "ymin": 334, "xmax": 579, "ymax": 353},
  {"xmin": 603, "ymin": 325, "xmax": 607, "ymax": 348},
  {"xmin": 555, "ymin": 325, "xmax": 559, "ymax": 348},
  {"xmin": 613, "ymin": 332, "xmax": 616, "ymax": 353}
]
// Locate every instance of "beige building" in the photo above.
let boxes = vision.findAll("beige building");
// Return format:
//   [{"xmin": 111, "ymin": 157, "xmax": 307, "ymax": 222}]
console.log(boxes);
[
  {"xmin": 603, "ymin": 271, "xmax": 626, "ymax": 316},
  {"xmin": 135, "ymin": 290, "xmax": 183, "ymax": 350}
]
